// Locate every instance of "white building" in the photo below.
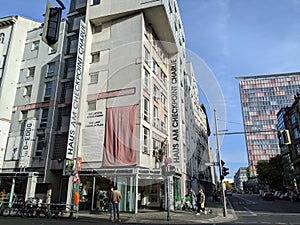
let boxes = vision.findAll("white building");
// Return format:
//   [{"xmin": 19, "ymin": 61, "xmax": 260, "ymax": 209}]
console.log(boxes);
[
  {"xmin": 234, "ymin": 167, "xmax": 248, "ymax": 192},
  {"xmin": 0, "ymin": 16, "xmax": 41, "ymax": 172},
  {"xmin": 0, "ymin": 0, "xmax": 213, "ymax": 213}
]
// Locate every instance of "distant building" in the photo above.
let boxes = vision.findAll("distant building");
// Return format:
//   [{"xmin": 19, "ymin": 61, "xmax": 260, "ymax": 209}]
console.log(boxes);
[
  {"xmin": 277, "ymin": 94, "xmax": 300, "ymax": 192},
  {"xmin": 237, "ymin": 72, "xmax": 300, "ymax": 176},
  {"xmin": 234, "ymin": 167, "xmax": 248, "ymax": 192}
]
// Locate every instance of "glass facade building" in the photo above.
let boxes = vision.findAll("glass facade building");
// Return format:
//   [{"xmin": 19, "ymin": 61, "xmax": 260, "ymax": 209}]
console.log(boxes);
[{"xmin": 237, "ymin": 72, "xmax": 300, "ymax": 176}]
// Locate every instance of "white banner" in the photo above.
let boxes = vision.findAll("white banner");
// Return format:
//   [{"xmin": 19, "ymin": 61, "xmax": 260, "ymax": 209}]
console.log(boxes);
[
  {"xmin": 66, "ymin": 20, "xmax": 86, "ymax": 159},
  {"xmin": 19, "ymin": 119, "xmax": 37, "ymax": 168}
]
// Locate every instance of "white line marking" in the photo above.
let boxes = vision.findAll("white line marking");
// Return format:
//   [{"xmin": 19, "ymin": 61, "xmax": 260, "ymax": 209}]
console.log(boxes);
[{"xmin": 243, "ymin": 206, "xmax": 257, "ymax": 216}]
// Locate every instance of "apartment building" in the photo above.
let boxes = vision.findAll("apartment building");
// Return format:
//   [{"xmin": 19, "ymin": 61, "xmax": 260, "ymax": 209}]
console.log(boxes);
[
  {"xmin": 277, "ymin": 96, "xmax": 300, "ymax": 192},
  {"xmin": 184, "ymin": 62, "xmax": 213, "ymax": 195},
  {"xmin": 237, "ymin": 72, "xmax": 300, "ymax": 177},
  {"xmin": 0, "ymin": 16, "xmax": 41, "ymax": 172},
  {"xmin": 234, "ymin": 167, "xmax": 248, "ymax": 192},
  {"xmin": 0, "ymin": 0, "xmax": 211, "ymax": 213},
  {"xmin": 0, "ymin": 18, "xmax": 67, "ymax": 201}
]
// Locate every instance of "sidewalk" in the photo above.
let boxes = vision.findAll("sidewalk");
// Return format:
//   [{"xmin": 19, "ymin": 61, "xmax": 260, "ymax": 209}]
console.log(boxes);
[{"xmin": 75, "ymin": 197, "xmax": 236, "ymax": 224}]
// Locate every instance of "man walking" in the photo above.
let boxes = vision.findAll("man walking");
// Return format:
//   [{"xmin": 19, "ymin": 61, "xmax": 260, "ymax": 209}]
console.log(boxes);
[
  {"xmin": 111, "ymin": 186, "xmax": 122, "ymax": 222},
  {"xmin": 196, "ymin": 188, "xmax": 205, "ymax": 215},
  {"xmin": 190, "ymin": 188, "xmax": 197, "ymax": 211}
]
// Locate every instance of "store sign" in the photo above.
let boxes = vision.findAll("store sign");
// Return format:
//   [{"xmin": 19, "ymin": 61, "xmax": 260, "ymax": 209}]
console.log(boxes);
[
  {"xmin": 66, "ymin": 20, "xmax": 86, "ymax": 160},
  {"xmin": 170, "ymin": 59, "xmax": 180, "ymax": 165},
  {"xmin": 19, "ymin": 119, "xmax": 37, "ymax": 168}
]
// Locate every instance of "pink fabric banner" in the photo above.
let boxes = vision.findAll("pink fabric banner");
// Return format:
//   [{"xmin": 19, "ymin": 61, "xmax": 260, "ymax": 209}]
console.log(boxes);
[{"xmin": 103, "ymin": 105, "xmax": 137, "ymax": 167}]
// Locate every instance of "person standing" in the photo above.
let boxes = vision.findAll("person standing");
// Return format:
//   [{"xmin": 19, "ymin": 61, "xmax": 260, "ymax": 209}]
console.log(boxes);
[
  {"xmin": 196, "ymin": 188, "xmax": 205, "ymax": 215},
  {"xmin": 111, "ymin": 186, "xmax": 122, "ymax": 222},
  {"xmin": 108, "ymin": 186, "xmax": 114, "ymax": 221},
  {"xmin": 190, "ymin": 188, "xmax": 196, "ymax": 212}
]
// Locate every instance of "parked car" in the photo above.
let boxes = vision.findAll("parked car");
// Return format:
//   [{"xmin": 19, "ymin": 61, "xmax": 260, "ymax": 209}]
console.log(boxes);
[{"xmin": 262, "ymin": 192, "xmax": 275, "ymax": 201}]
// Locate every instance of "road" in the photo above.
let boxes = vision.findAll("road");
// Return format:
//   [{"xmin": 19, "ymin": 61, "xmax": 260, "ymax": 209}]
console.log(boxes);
[{"xmin": 226, "ymin": 193, "xmax": 300, "ymax": 225}]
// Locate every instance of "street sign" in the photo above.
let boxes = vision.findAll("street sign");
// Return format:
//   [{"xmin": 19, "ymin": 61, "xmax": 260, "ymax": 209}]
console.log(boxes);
[
  {"xmin": 72, "ymin": 171, "xmax": 81, "ymax": 183},
  {"xmin": 205, "ymin": 162, "xmax": 219, "ymax": 166},
  {"xmin": 167, "ymin": 157, "xmax": 172, "ymax": 164}
]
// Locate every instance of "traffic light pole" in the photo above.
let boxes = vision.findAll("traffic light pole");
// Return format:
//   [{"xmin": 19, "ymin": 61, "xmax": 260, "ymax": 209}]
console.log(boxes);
[{"xmin": 213, "ymin": 109, "xmax": 227, "ymax": 217}]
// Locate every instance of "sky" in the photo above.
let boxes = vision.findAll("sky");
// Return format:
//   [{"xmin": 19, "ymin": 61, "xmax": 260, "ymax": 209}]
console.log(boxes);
[{"xmin": 1, "ymin": 0, "xmax": 300, "ymax": 178}]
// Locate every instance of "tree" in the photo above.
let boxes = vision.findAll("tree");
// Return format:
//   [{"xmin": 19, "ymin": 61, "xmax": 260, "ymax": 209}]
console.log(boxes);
[{"xmin": 256, "ymin": 155, "xmax": 284, "ymax": 191}]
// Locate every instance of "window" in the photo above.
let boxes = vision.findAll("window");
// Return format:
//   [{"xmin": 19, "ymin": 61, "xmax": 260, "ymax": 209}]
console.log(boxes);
[
  {"xmin": 153, "ymin": 139, "xmax": 158, "ymax": 156},
  {"xmin": 20, "ymin": 111, "xmax": 28, "ymax": 120},
  {"xmin": 162, "ymin": 115, "xmax": 168, "ymax": 133},
  {"xmin": 35, "ymin": 135, "xmax": 45, "ymax": 157},
  {"xmin": 291, "ymin": 113, "xmax": 297, "ymax": 124},
  {"xmin": 92, "ymin": 24, "xmax": 102, "ymax": 34},
  {"xmin": 144, "ymin": 48, "xmax": 150, "ymax": 66},
  {"xmin": 161, "ymin": 93, "xmax": 167, "ymax": 110},
  {"xmin": 293, "ymin": 128, "xmax": 300, "ymax": 139},
  {"xmin": 161, "ymin": 71, "xmax": 167, "ymax": 86},
  {"xmin": 91, "ymin": 0, "xmax": 101, "ymax": 5},
  {"xmin": 91, "ymin": 52, "xmax": 100, "ymax": 63},
  {"xmin": 27, "ymin": 67, "xmax": 35, "ymax": 77},
  {"xmin": 88, "ymin": 100, "xmax": 96, "ymax": 111},
  {"xmin": 144, "ymin": 70, "xmax": 150, "ymax": 92},
  {"xmin": 152, "ymin": 59, "xmax": 158, "ymax": 75},
  {"xmin": 143, "ymin": 127, "xmax": 149, "ymax": 153},
  {"xmin": 0, "ymin": 32, "xmax": 4, "ymax": 43},
  {"xmin": 143, "ymin": 97, "xmax": 149, "ymax": 122},
  {"xmin": 153, "ymin": 85, "xmax": 159, "ymax": 101},
  {"xmin": 24, "ymin": 85, "xmax": 32, "ymax": 96},
  {"xmin": 44, "ymin": 82, "xmax": 52, "ymax": 101},
  {"xmin": 89, "ymin": 72, "xmax": 98, "ymax": 84},
  {"xmin": 47, "ymin": 62, "xmax": 55, "ymax": 77},
  {"xmin": 153, "ymin": 106, "xmax": 159, "ymax": 128},
  {"xmin": 40, "ymin": 108, "xmax": 49, "ymax": 128},
  {"xmin": 32, "ymin": 41, "xmax": 39, "ymax": 51}
]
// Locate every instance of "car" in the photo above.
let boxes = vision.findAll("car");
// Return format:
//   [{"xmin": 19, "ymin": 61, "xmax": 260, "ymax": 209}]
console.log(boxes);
[
  {"xmin": 225, "ymin": 190, "xmax": 233, "ymax": 196},
  {"xmin": 262, "ymin": 192, "xmax": 275, "ymax": 201}
]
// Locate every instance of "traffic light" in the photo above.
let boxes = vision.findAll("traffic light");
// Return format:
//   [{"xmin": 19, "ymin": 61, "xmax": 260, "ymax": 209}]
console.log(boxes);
[
  {"xmin": 280, "ymin": 130, "xmax": 291, "ymax": 145},
  {"xmin": 41, "ymin": 1, "xmax": 62, "ymax": 50},
  {"xmin": 222, "ymin": 167, "xmax": 229, "ymax": 177}
]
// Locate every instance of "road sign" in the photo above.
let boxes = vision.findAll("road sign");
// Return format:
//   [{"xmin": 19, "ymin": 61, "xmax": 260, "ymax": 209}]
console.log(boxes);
[
  {"xmin": 167, "ymin": 157, "xmax": 172, "ymax": 164},
  {"xmin": 72, "ymin": 171, "xmax": 80, "ymax": 183}
]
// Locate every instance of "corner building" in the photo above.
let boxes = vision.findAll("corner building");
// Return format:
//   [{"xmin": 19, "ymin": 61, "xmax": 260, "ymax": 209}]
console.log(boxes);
[{"xmin": 63, "ymin": 0, "xmax": 190, "ymax": 212}]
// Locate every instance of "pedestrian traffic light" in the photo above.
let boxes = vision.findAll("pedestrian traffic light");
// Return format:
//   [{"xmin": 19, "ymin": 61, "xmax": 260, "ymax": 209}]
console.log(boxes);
[{"xmin": 41, "ymin": 1, "xmax": 62, "ymax": 50}]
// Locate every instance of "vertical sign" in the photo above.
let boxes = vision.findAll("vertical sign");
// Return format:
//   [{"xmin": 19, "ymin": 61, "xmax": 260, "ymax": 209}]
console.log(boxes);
[
  {"xmin": 66, "ymin": 20, "xmax": 86, "ymax": 160},
  {"xmin": 19, "ymin": 119, "xmax": 37, "ymax": 168},
  {"xmin": 170, "ymin": 59, "xmax": 180, "ymax": 166}
]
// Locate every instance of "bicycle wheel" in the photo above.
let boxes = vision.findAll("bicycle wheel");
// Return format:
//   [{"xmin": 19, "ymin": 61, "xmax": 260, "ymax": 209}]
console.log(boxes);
[
  {"xmin": 9, "ymin": 208, "xmax": 18, "ymax": 217},
  {"xmin": 2, "ymin": 207, "xmax": 10, "ymax": 217}
]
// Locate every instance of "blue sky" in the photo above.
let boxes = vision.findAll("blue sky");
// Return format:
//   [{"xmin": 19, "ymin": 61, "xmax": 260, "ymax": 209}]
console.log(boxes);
[{"xmin": 1, "ymin": 0, "xmax": 300, "ymax": 178}]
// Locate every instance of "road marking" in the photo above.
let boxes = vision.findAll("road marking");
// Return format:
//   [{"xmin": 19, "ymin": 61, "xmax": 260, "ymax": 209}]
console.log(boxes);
[
  {"xmin": 243, "ymin": 206, "xmax": 257, "ymax": 216},
  {"xmin": 234, "ymin": 195, "xmax": 257, "ymax": 204}
]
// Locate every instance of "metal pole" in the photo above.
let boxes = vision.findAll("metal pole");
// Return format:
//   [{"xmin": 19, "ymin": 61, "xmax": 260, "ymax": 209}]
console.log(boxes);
[
  {"xmin": 213, "ymin": 109, "xmax": 227, "ymax": 217},
  {"xmin": 166, "ymin": 175, "xmax": 170, "ymax": 221}
]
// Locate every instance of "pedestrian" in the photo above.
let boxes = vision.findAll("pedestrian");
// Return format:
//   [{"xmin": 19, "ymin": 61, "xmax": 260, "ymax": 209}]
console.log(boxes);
[
  {"xmin": 190, "ymin": 188, "xmax": 197, "ymax": 211},
  {"xmin": 111, "ymin": 186, "xmax": 122, "ymax": 222},
  {"xmin": 108, "ymin": 186, "xmax": 114, "ymax": 221},
  {"xmin": 196, "ymin": 188, "xmax": 206, "ymax": 215}
]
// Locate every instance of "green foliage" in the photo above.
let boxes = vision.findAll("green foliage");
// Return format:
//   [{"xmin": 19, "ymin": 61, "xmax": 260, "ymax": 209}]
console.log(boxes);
[{"xmin": 256, "ymin": 155, "xmax": 284, "ymax": 190}]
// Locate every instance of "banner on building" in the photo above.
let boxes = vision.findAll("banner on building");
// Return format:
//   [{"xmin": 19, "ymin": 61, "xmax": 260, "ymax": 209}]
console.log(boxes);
[
  {"xmin": 170, "ymin": 59, "xmax": 181, "ymax": 167},
  {"xmin": 65, "ymin": 20, "xmax": 86, "ymax": 160},
  {"xmin": 103, "ymin": 105, "xmax": 137, "ymax": 166},
  {"xmin": 81, "ymin": 110, "xmax": 106, "ymax": 163},
  {"xmin": 19, "ymin": 118, "xmax": 37, "ymax": 168}
]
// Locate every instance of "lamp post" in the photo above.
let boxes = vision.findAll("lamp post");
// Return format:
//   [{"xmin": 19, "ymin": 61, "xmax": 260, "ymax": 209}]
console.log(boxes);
[{"xmin": 213, "ymin": 109, "xmax": 227, "ymax": 217}]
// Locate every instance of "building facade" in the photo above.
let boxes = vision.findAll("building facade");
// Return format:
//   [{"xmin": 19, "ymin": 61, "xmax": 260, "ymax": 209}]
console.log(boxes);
[
  {"xmin": 277, "ymin": 95, "xmax": 300, "ymax": 192},
  {"xmin": 0, "ymin": 0, "xmax": 212, "ymax": 213},
  {"xmin": 237, "ymin": 72, "xmax": 300, "ymax": 177},
  {"xmin": 234, "ymin": 167, "xmax": 248, "ymax": 192}
]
